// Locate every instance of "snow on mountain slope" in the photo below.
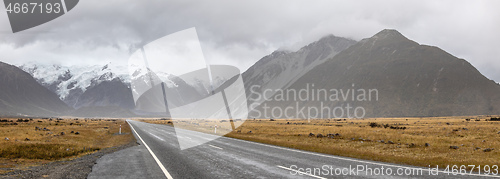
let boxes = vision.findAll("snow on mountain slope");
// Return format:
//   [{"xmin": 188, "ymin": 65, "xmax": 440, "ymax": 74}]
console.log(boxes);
[
  {"xmin": 19, "ymin": 62, "xmax": 130, "ymax": 108},
  {"xmin": 20, "ymin": 62, "xmax": 222, "ymax": 110}
]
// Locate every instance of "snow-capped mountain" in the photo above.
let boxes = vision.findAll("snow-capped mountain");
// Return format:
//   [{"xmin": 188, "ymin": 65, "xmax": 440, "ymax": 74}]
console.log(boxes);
[
  {"xmin": 19, "ymin": 61, "xmax": 226, "ymax": 116},
  {"xmin": 128, "ymin": 64, "xmax": 228, "ymax": 103},
  {"xmin": 128, "ymin": 64, "xmax": 234, "ymax": 116},
  {"xmin": 19, "ymin": 62, "xmax": 131, "ymax": 109}
]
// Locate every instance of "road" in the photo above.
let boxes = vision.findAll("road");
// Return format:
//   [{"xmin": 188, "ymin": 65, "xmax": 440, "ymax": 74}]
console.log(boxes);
[{"xmin": 88, "ymin": 120, "xmax": 497, "ymax": 179}]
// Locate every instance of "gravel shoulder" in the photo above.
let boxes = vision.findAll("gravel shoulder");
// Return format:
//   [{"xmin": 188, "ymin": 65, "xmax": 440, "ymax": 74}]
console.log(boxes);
[{"xmin": 0, "ymin": 140, "xmax": 137, "ymax": 179}]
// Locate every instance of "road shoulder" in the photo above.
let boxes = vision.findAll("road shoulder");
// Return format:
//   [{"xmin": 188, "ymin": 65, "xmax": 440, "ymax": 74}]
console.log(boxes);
[{"xmin": 0, "ymin": 141, "xmax": 137, "ymax": 179}]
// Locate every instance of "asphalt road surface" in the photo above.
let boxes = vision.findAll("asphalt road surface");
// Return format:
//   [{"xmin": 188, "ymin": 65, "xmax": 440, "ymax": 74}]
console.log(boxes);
[{"xmin": 88, "ymin": 120, "xmax": 498, "ymax": 179}]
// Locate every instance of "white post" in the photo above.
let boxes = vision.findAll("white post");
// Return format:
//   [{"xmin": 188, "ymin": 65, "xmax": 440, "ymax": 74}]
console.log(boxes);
[
  {"xmin": 119, "ymin": 125, "xmax": 122, "ymax": 134},
  {"xmin": 214, "ymin": 125, "xmax": 217, "ymax": 134}
]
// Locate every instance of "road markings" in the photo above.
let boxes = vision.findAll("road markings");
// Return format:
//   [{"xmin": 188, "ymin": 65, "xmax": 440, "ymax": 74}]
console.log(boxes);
[
  {"xmin": 141, "ymin": 122, "xmax": 498, "ymax": 178},
  {"xmin": 127, "ymin": 121, "xmax": 174, "ymax": 179},
  {"xmin": 277, "ymin": 165, "xmax": 326, "ymax": 179},
  {"xmin": 149, "ymin": 132, "xmax": 166, "ymax": 141},
  {"xmin": 224, "ymin": 137, "xmax": 500, "ymax": 178},
  {"xmin": 208, "ymin": 144, "xmax": 223, "ymax": 150}
]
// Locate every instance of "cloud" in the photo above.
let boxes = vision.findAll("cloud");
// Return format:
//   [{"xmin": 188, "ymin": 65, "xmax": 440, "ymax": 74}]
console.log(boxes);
[{"xmin": 0, "ymin": 0, "xmax": 499, "ymax": 81}]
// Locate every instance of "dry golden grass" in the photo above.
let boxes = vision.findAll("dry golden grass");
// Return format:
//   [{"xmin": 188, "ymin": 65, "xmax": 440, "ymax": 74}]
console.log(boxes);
[
  {"xmin": 145, "ymin": 116, "xmax": 500, "ymax": 172},
  {"xmin": 0, "ymin": 118, "xmax": 134, "ymax": 174}
]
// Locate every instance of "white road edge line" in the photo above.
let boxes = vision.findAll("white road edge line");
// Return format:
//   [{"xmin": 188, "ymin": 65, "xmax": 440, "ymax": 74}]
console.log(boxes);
[
  {"xmin": 141, "ymin": 122, "xmax": 499, "ymax": 178},
  {"xmin": 208, "ymin": 144, "xmax": 223, "ymax": 150},
  {"xmin": 277, "ymin": 165, "xmax": 326, "ymax": 179},
  {"xmin": 127, "ymin": 121, "xmax": 174, "ymax": 179},
  {"xmin": 224, "ymin": 137, "xmax": 500, "ymax": 178}
]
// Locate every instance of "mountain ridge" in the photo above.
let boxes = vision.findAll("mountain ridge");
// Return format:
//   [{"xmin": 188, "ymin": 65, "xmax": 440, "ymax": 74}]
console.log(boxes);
[
  {"xmin": 0, "ymin": 61, "xmax": 71, "ymax": 116},
  {"xmin": 5, "ymin": 29, "xmax": 500, "ymax": 118},
  {"xmin": 258, "ymin": 29, "xmax": 500, "ymax": 118},
  {"xmin": 242, "ymin": 34, "xmax": 357, "ymax": 108}
]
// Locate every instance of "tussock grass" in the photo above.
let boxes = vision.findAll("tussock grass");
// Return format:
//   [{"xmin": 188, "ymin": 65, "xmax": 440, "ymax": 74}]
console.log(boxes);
[
  {"xmin": 0, "ymin": 118, "xmax": 134, "ymax": 173},
  {"xmin": 0, "ymin": 143, "xmax": 98, "ymax": 160},
  {"xmin": 145, "ymin": 116, "xmax": 500, "ymax": 172}
]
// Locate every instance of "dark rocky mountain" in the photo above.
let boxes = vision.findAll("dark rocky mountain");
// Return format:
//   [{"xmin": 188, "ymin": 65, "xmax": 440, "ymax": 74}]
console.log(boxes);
[
  {"xmin": 242, "ymin": 34, "xmax": 357, "ymax": 108},
  {"xmin": 0, "ymin": 61, "xmax": 71, "ymax": 116},
  {"xmin": 74, "ymin": 78, "xmax": 135, "ymax": 110},
  {"xmin": 132, "ymin": 71, "xmax": 205, "ymax": 116},
  {"xmin": 253, "ymin": 29, "xmax": 500, "ymax": 118}
]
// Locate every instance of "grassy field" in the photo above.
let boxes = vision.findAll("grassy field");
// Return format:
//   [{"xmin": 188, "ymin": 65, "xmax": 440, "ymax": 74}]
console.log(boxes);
[
  {"xmin": 0, "ymin": 118, "xmax": 134, "ymax": 174},
  {"xmin": 144, "ymin": 116, "xmax": 500, "ymax": 172}
]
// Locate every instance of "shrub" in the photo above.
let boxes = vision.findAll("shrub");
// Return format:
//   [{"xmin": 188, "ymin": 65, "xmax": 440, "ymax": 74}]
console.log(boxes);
[
  {"xmin": 369, "ymin": 122, "xmax": 380, "ymax": 128},
  {"xmin": 490, "ymin": 117, "xmax": 500, "ymax": 121}
]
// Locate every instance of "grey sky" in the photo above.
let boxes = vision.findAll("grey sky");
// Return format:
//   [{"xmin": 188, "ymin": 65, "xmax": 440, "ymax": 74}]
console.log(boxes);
[{"xmin": 0, "ymin": 0, "xmax": 499, "ymax": 82}]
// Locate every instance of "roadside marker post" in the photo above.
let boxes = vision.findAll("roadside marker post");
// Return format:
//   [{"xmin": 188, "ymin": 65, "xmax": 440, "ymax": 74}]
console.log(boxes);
[
  {"xmin": 119, "ymin": 125, "xmax": 121, "ymax": 134},
  {"xmin": 214, "ymin": 125, "xmax": 217, "ymax": 134}
]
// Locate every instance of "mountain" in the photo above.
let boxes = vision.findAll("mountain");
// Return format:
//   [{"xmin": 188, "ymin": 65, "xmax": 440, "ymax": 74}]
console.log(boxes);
[
  {"xmin": 12, "ymin": 29, "xmax": 500, "ymax": 118},
  {"xmin": 254, "ymin": 29, "xmax": 500, "ymax": 118},
  {"xmin": 131, "ymin": 70, "xmax": 206, "ymax": 115},
  {"xmin": 0, "ymin": 61, "xmax": 71, "ymax": 116},
  {"xmin": 19, "ymin": 63, "xmax": 134, "ymax": 110},
  {"xmin": 20, "ymin": 62, "xmax": 219, "ymax": 117},
  {"xmin": 242, "ymin": 34, "xmax": 357, "ymax": 108},
  {"xmin": 73, "ymin": 78, "xmax": 135, "ymax": 109}
]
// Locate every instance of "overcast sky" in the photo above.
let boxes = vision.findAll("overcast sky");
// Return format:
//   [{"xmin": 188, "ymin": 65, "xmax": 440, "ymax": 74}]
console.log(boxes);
[{"xmin": 0, "ymin": 0, "xmax": 499, "ymax": 81}]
